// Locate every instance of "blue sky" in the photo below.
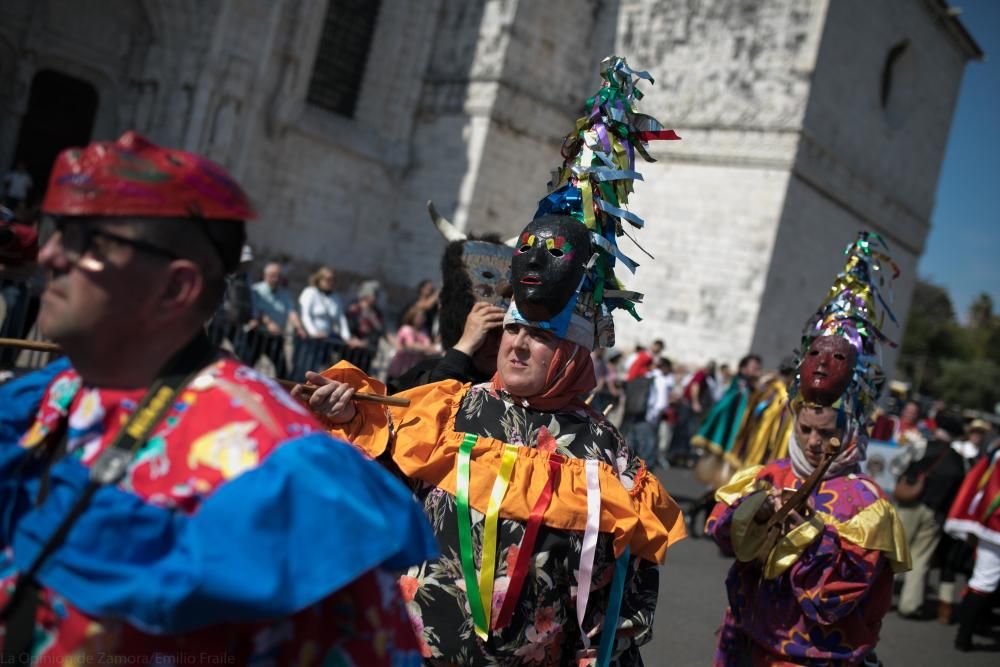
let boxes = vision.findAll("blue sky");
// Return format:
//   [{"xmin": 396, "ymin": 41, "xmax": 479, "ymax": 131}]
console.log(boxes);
[{"xmin": 920, "ymin": 0, "xmax": 1000, "ymax": 321}]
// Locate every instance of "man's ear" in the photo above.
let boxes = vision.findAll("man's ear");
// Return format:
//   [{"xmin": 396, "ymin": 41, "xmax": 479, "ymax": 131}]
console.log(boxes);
[{"xmin": 152, "ymin": 260, "xmax": 205, "ymax": 321}]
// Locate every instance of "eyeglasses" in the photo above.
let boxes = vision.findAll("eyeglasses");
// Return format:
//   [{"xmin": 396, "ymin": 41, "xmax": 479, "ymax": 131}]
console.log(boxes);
[{"xmin": 43, "ymin": 218, "xmax": 179, "ymax": 268}]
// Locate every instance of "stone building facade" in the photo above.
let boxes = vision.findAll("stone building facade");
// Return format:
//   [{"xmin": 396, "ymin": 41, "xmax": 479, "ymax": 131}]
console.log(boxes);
[{"xmin": 0, "ymin": 0, "xmax": 980, "ymax": 371}]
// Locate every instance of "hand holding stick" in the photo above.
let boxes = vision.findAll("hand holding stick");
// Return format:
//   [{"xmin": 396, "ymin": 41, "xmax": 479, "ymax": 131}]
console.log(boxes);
[
  {"xmin": 276, "ymin": 378, "xmax": 410, "ymax": 407},
  {"xmin": 753, "ymin": 437, "xmax": 842, "ymax": 564}
]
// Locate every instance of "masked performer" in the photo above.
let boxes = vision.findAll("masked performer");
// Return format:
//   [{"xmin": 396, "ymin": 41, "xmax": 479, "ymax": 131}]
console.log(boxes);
[
  {"xmin": 945, "ymin": 438, "xmax": 1000, "ymax": 650},
  {"xmin": 0, "ymin": 133, "xmax": 436, "ymax": 664},
  {"xmin": 705, "ymin": 233, "xmax": 911, "ymax": 665},
  {"xmin": 389, "ymin": 205, "xmax": 513, "ymax": 392},
  {"xmin": 297, "ymin": 57, "xmax": 687, "ymax": 666},
  {"xmin": 692, "ymin": 355, "xmax": 762, "ymax": 477},
  {"xmin": 687, "ymin": 355, "xmax": 762, "ymax": 535},
  {"xmin": 730, "ymin": 358, "xmax": 797, "ymax": 471}
]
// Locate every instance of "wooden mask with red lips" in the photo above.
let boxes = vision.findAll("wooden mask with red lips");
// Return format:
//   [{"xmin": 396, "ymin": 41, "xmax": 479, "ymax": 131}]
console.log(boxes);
[{"xmin": 798, "ymin": 336, "xmax": 857, "ymax": 406}]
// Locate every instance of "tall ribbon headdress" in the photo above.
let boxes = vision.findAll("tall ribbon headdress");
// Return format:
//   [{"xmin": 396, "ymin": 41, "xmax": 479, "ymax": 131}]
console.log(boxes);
[
  {"xmin": 790, "ymin": 231, "xmax": 901, "ymax": 442},
  {"xmin": 506, "ymin": 56, "xmax": 680, "ymax": 349}
]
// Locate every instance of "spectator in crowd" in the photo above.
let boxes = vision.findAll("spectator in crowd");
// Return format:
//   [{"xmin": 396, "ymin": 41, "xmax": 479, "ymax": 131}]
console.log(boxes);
[
  {"xmin": 951, "ymin": 418, "xmax": 991, "ymax": 464},
  {"xmin": 897, "ymin": 400, "xmax": 924, "ymax": 443},
  {"xmin": 623, "ymin": 344, "xmax": 644, "ymax": 375},
  {"xmin": 2, "ymin": 162, "xmax": 32, "ymax": 211},
  {"xmin": 888, "ymin": 402, "xmax": 930, "ymax": 478},
  {"xmin": 620, "ymin": 356, "xmax": 674, "ymax": 467},
  {"xmin": 590, "ymin": 347, "xmax": 621, "ymax": 415},
  {"xmin": 626, "ymin": 338, "xmax": 663, "ymax": 380},
  {"xmin": 404, "ymin": 278, "xmax": 439, "ymax": 337},
  {"xmin": 345, "ymin": 279, "xmax": 385, "ymax": 372},
  {"xmin": 0, "ymin": 205, "xmax": 40, "ymax": 369},
  {"xmin": 667, "ymin": 360, "xmax": 717, "ymax": 467},
  {"xmin": 896, "ymin": 411, "xmax": 967, "ymax": 620},
  {"xmin": 387, "ymin": 305, "xmax": 438, "ymax": 380},
  {"xmin": 207, "ymin": 243, "xmax": 256, "ymax": 359},
  {"xmin": 920, "ymin": 400, "xmax": 947, "ymax": 434},
  {"xmin": 945, "ymin": 430, "xmax": 1000, "ymax": 651},
  {"xmin": 249, "ymin": 261, "xmax": 305, "ymax": 378},
  {"xmin": 621, "ymin": 364, "xmax": 657, "ymax": 463},
  {"xmin": 293, "ymin": 266, "xmax": 357, "ymax": 380},
  {"xmin": 649, "ymin": 356, "xmax": 676, "ymax": 468},
  {"xmin": 713, "ymin": 362, "xmax": 732, "ymax": 401}
]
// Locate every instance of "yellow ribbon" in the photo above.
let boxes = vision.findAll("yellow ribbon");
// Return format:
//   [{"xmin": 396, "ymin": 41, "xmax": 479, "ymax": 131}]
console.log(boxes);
[
  {"xmin": 579, "ymin": 177, "xmax": 597, "ymax": 231},
  {"xmin": 477, "ymin": 443, "xmax": 518, "ymax": 638}
]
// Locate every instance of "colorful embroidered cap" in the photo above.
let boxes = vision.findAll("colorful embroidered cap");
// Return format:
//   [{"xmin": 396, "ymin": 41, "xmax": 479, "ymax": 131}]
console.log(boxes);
[
  {"xmin": 505, "ymin": 56, "xmax": 679, "ymax": 349},
  {"xmin": 42, "ymin": 131, "xmax": 255, "ymax": 221}
]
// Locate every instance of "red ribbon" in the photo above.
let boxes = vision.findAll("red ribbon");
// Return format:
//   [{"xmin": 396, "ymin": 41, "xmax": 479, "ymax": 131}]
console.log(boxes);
[
  {"xmin": 636, "ymin": 129, "xmax": 681, "ymax": 141},
  {"xmin": 492, "ymin": 453, "xmax": 563, "ymax": 630}
]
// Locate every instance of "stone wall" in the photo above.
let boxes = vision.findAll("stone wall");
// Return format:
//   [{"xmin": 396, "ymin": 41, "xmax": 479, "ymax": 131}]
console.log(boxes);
[
  {"xmin": 606, "ymin": 0, "xmax": 828, "ymax": 365},
  {"xmin": 0, "ymin": 0, "xmax": 978, "ymax": 364},
  {"xmin": 750, "ymin": 0, "xmax": 978, "ymax": 372}
]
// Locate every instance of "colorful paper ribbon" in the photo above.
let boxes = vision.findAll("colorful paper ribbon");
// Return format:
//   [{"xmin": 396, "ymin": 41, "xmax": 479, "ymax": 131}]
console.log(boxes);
[
  {"xmin": 596, "ymin": 546, "xmax": 630, "ymax": 667},
  {"xmin": 456, "ymin": 433, "xmax": 488, "ymax": 637},
  {"xmin": 576, "ymin": 460, "xmax": 602, "ymax": 649},
  {"xmin": 477, "ymin": 443, "xmax": 518, "ymax": 638},
  {"xmin": 493, "ymin": 453, "xmax": 562, "ymax": 631}
]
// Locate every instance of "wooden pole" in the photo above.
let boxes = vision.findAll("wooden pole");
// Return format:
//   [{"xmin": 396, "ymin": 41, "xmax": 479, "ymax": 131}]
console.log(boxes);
[
  {"xmin": 0, "ymin": 337, "xmax": 411, "ymax": 408},
  {"xmin": 0, "ymin": 337, "xmax": 61, "ymax": 353}
]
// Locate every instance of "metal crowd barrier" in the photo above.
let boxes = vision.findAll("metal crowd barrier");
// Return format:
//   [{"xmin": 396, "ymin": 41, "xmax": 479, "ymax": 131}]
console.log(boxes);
[
  {"xmin": 0, "ymin": 279, "xmax": 48, "ymax": 373},
  {"xmin": 0, "ymin": 279, "xmax": 375, "ymax": 381}
]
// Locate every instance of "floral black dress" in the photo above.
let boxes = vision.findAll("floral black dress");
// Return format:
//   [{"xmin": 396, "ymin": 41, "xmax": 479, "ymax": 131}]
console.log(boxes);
[{"xmin": 329, "ymin": 371, "xmax": 686, "ymax": 667}]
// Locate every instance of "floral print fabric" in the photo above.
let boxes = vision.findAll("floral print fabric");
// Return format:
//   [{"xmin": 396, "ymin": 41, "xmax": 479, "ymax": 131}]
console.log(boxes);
[
  {"xmin": 706, "ymin": 459, "xmax": 896, "ymax": 665},
  {"xmin": 3, "ymin": 358, "xmax": 421, "ymax": 665},
  {"xmin": 401, "ymin": 383, "xmax": 660, "ymax": 666}
]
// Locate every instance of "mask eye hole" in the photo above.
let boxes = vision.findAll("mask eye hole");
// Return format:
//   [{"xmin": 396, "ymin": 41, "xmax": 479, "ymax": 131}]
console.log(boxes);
[
  {"xmin": 834, "ymin": 352, "xmax": 846, "ymax": 361},
  {"xmin": 808, "ymin": 349, "xmax": 819, "ymax": 357},
  {"xmin": 517, "ymin": 244, "xmax": 531, "ymax": 254},
  {"xmin": 482, "ymin": 270, "xmax": 495, "ymax": 279},
  {"xmin": 548, "ymin": 248, "xmax": 564, "ymax": 258}
]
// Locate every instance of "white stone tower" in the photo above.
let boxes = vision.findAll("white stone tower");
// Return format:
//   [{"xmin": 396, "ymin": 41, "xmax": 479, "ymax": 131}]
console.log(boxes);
[{"xmin": 609, "ymin": 0, "xmax": 981, "ymax": 371}]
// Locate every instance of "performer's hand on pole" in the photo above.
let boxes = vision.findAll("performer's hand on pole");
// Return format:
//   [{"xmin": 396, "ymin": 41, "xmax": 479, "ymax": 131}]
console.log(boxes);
[
  {"xmin": 453, "ymin": 302, "xmax": 506, "ymax": 357},
  {"xmin": 292, "ymin": 371, "xmax": 357, "ymax": 423}
]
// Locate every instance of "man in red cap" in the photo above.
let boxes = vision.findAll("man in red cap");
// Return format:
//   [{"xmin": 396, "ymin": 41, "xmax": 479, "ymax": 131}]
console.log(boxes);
[{"xmin": 0, "ymin": 132, "xmax": 435, "ymax": 664}]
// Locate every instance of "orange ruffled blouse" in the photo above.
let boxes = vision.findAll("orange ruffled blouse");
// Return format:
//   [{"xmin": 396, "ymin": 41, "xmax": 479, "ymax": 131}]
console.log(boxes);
[{"xmin": 322, "ymin": 361, "xmax": 685, "ymax": 564}]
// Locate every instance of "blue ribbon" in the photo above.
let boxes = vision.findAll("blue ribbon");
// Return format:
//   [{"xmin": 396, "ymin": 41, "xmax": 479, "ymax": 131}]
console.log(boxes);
[
  {"xmin": 597, "ymin": 199, "xmax": 645, "ymax": 228},
  {"xmin": 596, "ymin": 546, "xmax": 630, "ymax": 667}
]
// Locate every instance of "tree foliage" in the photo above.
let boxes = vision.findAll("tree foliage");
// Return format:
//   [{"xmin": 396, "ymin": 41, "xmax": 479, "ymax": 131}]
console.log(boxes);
[{"xmin": 898, "ymin": 280, "xmax": 1000, "ymax": 411}]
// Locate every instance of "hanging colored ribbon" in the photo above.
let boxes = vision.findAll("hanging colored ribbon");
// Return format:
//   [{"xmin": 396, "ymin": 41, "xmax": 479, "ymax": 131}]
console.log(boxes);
[
  {"xmin": 596, "ymin": 546, "xmax": 630, "ymax": 667},
  {"xmin": 597, "ymin": 199, "xmax": 644, "ymax": 228},
  {"xmin": 636, "ymin": 129, "xmax": 682, "ymax": 141},
  {"xmin": 456, "ymin": 433, "xmax": 489, "ymax": 638},
  {"xmin": 579, "ymin": 178, "xmax": 597, "ymax": 232},
  {"xmin": 477, "ymin": 443, "xmax": 518, "ymax": 638},
  {"xmin": 602, "ymin": 290, "xmax": 643, "ymax": 304},
  {"xmin": 493, "ymin": 453, "xmax": 562, "ymax": 631},
  {"xmin": 590, "ymin": 232, "xmax": 638, "ymax": 274},
  {"xmin": 576, "ymin": 460, "xmax": 602, "ymax": 649}
]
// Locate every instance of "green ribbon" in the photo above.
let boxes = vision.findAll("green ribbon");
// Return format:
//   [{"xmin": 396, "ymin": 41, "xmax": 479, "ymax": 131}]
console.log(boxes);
[{"xmin": 456, "ymin": 433, "xmax": 489, "ymax": 636}]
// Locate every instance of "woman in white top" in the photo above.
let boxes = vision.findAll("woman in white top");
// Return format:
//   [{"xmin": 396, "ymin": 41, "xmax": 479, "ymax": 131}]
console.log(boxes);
[
  {"xmin": 299, "ymin": 267, "xmax": 351, "ymax": 340},
  {"xmin": 293, "ymin": 267, "xmax": 352, "ymax": 380}
]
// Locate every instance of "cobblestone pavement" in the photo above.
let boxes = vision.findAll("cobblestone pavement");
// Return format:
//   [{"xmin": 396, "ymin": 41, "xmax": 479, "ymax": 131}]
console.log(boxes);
[{"xmin": 642, "ymin": 466, "xmax": 1000, "ymax": 666}]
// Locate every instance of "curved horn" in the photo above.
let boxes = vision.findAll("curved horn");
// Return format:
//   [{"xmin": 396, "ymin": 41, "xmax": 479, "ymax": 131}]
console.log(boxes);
[{"xmin": 427, "ymin": 200, "xmax": 466, "ymax": 242}]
